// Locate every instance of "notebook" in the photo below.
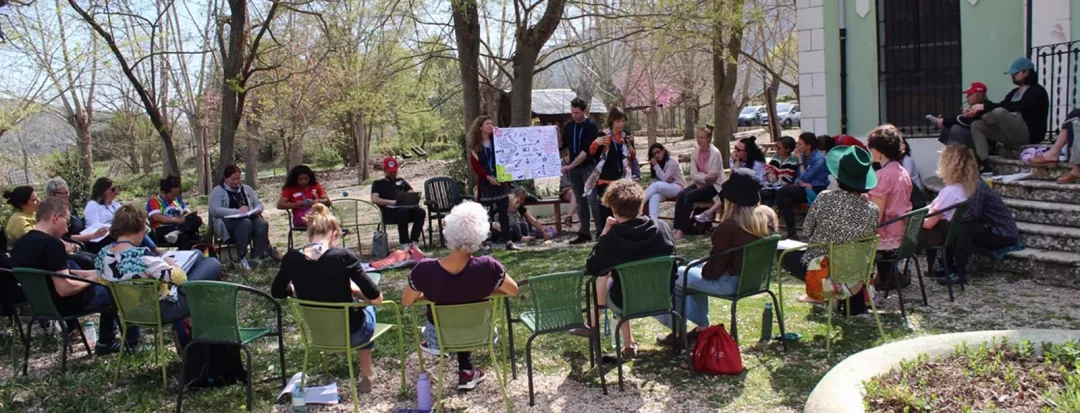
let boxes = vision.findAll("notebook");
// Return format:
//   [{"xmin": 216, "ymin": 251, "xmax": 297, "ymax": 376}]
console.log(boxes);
[{"xmin": 163, "ymin": 250, "xmax": 199, "ymax": 272}]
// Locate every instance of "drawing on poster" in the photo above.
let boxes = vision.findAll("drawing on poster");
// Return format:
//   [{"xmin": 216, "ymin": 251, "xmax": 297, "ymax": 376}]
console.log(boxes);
[{"xmin": 493, "ymin": 126, "xmax": 561, "ymax": 182}]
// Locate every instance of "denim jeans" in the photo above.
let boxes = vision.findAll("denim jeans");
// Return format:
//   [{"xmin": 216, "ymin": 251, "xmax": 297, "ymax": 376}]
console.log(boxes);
[
  {"xmin": 186, "ymin": 255, "xmax": 222, "ymax": 282},
  {"xmin": 348, "ymin": 306, "xmax": 377, "ymax": 349},
  {"xmin": 83, "ymin": 285, "xmax": 139, "ymax": 346},
  {"xmin": 656, "ymin": 265, "xmax": 738, "ymax": 329}
]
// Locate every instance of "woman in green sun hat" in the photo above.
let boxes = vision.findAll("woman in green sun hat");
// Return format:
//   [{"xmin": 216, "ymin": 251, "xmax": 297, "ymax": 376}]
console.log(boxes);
[{"xmin": 780, "ymin": 145, "xmax": 881, "ymax": 315}]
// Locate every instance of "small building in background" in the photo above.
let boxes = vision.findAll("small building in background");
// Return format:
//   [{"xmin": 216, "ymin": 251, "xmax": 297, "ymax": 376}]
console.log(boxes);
[{"xmin": 497, "ymin": 89, "xmax": 607, "ymax": 127}]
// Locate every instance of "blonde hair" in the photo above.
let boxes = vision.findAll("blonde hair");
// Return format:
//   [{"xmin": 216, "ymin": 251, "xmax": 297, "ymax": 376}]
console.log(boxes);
[
  {"xmin": 601, "ymin": 179, "xmax": 645, "ymax": 218},
  {"xmin": 304, "ymin": 203, "xmax": 341, "ymax": 239},
  {"xmin": 466, "ymin": 115, "xmax": 492, "ymax": 154},
  {"xmin": 111, "ymin": 204, "xmax": 149, "ymax": 237},
  {"xmin": 720, "ymin": 201, "xmax": 778, "ymax": 238},
  {"xmin": 937, "ymin": 144, "xmax": 980, "ymax": 196},
  {"xmin": 696, "ymin": 125, "xmax": 713, "ymax": 139}
]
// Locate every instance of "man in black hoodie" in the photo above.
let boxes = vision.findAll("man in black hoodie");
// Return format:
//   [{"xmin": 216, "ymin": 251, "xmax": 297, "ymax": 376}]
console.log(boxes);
[
  {"xmin": 965, "ymin": 57, "xmax": 1050, "ymax": 161},
  {"xmin": 573, "ymin": 179, "xmax": 676, "ymax": 359}
]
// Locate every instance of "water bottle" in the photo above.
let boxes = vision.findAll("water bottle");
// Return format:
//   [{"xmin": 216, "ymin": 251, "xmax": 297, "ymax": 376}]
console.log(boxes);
[
  {"xmin": 81, "ymin": 321, "xmax": 96, "ymax": 347},
  {"xmin": 760, "ymin": 302, "xmax": 774, "ymax": 342},
  {"xmin": 291, "ymin": 384, "xmax": 305, "ymax": 412},
  {"xmin": 416, "ymin": 372, "xmax": 433, "ymax": 411},
  {"xmin": 1061, "ymin": 143, "xmax": 1070, "ymax": 163},
  {"xmin": 342, "ymin": 190, "xmax": 350, "ymax": 197}
]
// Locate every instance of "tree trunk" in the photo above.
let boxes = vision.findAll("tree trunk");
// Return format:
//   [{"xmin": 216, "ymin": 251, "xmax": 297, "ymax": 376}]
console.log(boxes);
[
  {"xmin": 350, "ymin": 110, "xmax": 369, "ymax": 183},
  {"xmin": 510, "ymin": 47, "xmax": 540, "ymax": 127},
  {"xmin": 218, "ymin": 0, "xmax": 247, "ymax": 182},
  {"xmin": 245, "ymin": 114, "xmax": 261, "ymax": 189},
  {"xmin": 711, "ymin": 0, "xmax": 745, "ymax": 167},
  {"xmin": 73, "ymin": 115, "xmax": 93, "ymax": 183},
  {"xmin": 191, "ymin": 112, "xmax": 211, "ymax": 194},
  {"xmin": 646, "ymin": 105, "xmax": 658, "ymax": 146},
  {"xmin": 451, "ymin": 0, "xmax": 481, "ymax": 190},
  {"xmin": 683, "ymin": 102, "xmax": 698, "ymax": 140},
  {"xmin": 288, "ymin": 133, "xmax": 304, "ymax": 168},
  {"xmin": 481, "ymin": 83, "xmax": 501, "ymax": 122},
  {"xmin": 764, "ymin": 75, "xmax": 781, "ymax": 142}
]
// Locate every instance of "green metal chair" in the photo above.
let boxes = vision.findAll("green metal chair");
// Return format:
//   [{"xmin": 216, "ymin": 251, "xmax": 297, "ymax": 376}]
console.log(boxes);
[
  {"xmin": 589, "ymin": 255, "xmax": 683, "ymax": 391},
  {"xmin": 519, "ymin": 271, "xmax": 606, "ymax": 406},
  {"xmin": 287, "ymin": 297, "xmax": 405, "ymax": 413},
  {"xmin": 11, "ymin": 268, "xmax": 97, "ymax": 375},
  {"xmin": 175, "ymin": 281, "xmax": 287, "ymax": 413},
  {"xmin": 414, "ymin": 298, "xmax": 511, "ymax": 412},
  {"xmin": 876, "ymin": 207, "xmax": 930, "ymax": 318},
  {"xmin": 108, "ymin": 278, "xmax": 175, "ymax": 386},
  {"xmin": 925, "ymin": 201, "xmax": 970, "ymax": 302},
  {"xmin": 332, "ymin": 198, "xmax": 385, "ymax": 253},
  {"xmin": 678, "ymin": 234, "xmax": 783, "ymax": 348}
]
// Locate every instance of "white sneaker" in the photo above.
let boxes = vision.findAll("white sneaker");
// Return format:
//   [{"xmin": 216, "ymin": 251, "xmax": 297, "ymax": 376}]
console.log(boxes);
[
  {"xmin": 239, "ymin": 258, "xmax": 252, "ymax": 271},
  {"xmin": 164, "ymin": 230, "xmax": 181, "ymax": 244},
  {"xmin": 401, "ymin": 243, "xmax": 411, "ymax": 252},
  {"xmin": 694, "ymin": 211, "xmax": 714, "ymax": 223}
]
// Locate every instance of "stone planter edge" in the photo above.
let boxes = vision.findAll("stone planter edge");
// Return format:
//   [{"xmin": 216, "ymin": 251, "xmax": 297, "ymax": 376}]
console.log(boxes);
[{"xmin": 804, "ymin": 329, "xmax": 1080, "ymax": 413}]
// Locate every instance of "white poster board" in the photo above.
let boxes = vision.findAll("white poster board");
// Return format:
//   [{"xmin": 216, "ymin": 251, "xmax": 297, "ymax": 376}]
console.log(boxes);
[{"xmin": 492, "ymin": 125, "xmax": 561, "ymax": 182}]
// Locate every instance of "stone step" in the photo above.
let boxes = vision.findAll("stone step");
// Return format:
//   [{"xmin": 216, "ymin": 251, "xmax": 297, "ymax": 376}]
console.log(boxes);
[
  {"xmin": 972, "ymin": 247, "xmax": 1080, "ymax": 288},
  {"xmin": 1002, "ymin": 198, "xmax": 1080, "ymax": 228},
  {"xmin": 987, "ymin": 155, "xmax": 1070, "ymax": 181},
  {"xmin": 1016, "ymin": 222, "xmax": 1080, "ymax": 253}
]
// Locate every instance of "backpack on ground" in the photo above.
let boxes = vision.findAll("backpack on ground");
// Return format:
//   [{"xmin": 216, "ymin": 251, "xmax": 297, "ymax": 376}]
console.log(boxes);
[{"xmin": 691, "ymin": 324, "xmax": 744, "ymax": 375}]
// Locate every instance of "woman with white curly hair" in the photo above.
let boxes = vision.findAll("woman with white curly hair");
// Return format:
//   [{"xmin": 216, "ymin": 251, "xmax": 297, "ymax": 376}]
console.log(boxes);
[{"xmin": 402, "ymin": 201, "xmax": 519, "ymax": 390}]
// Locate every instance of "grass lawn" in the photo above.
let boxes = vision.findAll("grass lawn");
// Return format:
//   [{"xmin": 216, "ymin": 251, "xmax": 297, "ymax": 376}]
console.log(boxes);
[{"xmin": 1, "ymin": 235, "xmax": 1078, "ymax": 412}]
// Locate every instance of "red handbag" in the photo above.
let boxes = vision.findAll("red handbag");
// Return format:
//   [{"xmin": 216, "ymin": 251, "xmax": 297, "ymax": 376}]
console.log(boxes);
[{"xmin": 691, "ymin": 324, "xmax": 744, "ymax": 375}]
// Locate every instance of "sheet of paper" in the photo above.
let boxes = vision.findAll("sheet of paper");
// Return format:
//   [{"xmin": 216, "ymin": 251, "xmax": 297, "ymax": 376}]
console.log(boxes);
[
  {"xmin": 276, "ymin": 372, "xmax": 339, "ymax": 405},
  {"xmin": 778, "ymin": 239, "xmax": 808, "ymax": 251},
  {"xmin": 492, "ymin": 126, "xmax": 562, "ymax": 182},
  {"xmin": 162, "ymin": 250, "xmax": 199, "ymax": 272},
  {"xmin": 79, "ymin": 222, "xmax": 110, "ymax": 243},
  {"xmin": 224, "ymin": 207, "xmax": 262, "ymax": 219}
]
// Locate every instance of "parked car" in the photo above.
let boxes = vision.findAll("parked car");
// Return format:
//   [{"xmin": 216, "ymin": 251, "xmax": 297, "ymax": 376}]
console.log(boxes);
[
  {"xmin": 738, "ymin": 106, "xmax": 764, "ymax": 126},
  {"xmin": 762, "ymin": 103, "xmax": 800, "ymax": 128},
  {"xmin": 782, "ymin": 104, "xmax": 800, "ymax": 128}
]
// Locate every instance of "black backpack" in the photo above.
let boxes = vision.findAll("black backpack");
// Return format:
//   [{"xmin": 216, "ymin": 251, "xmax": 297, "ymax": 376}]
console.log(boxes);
[{"xmin": 181, "ymin": 341, "xmax": 249, "ymax": 389}]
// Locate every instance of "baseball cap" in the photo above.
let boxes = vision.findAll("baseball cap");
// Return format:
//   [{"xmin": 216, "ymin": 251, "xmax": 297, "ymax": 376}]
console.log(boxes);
[
  {"xmin": 383, "ymin": 157, "xmax": 399, "ymax": 173},
  {"xmin": 963, "ymin": 82, "xmax": 987, "ymax": 95},
  {"xmin": 1005, "ymin": 57, "xmax": 1035, "ymax": 75}
]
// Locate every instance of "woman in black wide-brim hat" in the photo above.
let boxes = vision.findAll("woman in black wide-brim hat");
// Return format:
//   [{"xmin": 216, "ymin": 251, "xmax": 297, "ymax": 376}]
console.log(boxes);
[{"xmin": 780, "ymin": 145, "xmax": 881, "ymax": 315}]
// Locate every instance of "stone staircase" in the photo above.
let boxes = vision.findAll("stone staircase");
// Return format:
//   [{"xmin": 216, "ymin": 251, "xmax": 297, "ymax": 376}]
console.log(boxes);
[{"xmin": 923, "ymin": 145, "xmax": 1080, "ymax": 287}]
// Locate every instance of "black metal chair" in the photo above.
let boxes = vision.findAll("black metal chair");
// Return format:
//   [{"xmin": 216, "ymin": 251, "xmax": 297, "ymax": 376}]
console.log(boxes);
[
  {"xmin": 923, "ymin": 201, "xmax": 971, "ymax": 302},
  {"xmin": 423, "ymin": 177, "xmax": 471, "ymax": 248}
]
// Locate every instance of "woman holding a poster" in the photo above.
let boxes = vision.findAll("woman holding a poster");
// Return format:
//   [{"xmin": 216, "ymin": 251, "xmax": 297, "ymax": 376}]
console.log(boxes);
[{"xmin": 467, "ymin": 115, "xmax": 519, "ymax": 250}]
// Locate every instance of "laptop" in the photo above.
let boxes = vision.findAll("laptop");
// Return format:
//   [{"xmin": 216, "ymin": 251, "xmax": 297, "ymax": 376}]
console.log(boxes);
[{"xmin": 395, "ymin": 192, "xmax": 421, "ymax": 206}]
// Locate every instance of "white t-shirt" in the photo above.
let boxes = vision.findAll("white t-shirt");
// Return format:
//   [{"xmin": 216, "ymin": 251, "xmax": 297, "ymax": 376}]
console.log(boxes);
[
  {"xmin": 84, "ymin": 200, "xmax": 123, "ymax": 228},
  {"xmin": 929, "ymin": 184, "xmax": 967, "ymax": 221}
]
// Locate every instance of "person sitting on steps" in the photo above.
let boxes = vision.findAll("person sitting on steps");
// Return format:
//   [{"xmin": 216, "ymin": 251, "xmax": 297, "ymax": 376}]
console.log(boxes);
[{"xmin": 1029, "ymin": 108, "xmax": 1080, "ymax": 184}]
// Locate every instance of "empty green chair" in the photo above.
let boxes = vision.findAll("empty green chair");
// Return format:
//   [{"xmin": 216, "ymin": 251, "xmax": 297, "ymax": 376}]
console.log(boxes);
[
  {"xmin": 176, "ymin": 281, "xmax": 287, "ymax": 412},
  {"xmin": 108, "ymin": 278, "xmax": 175, "ymax": 386},
  {"xmin": 876, "ymin": 207, "xmax": 930, "ymax": 318},
  {"xmin": 592, "ymin": 255, "xmax": 682, "ymax": 391},
  {"xmin": 11, "ymin": 268, "xmax": 97, "ymax": 375},
  {"xmin": 415, "ymin": 298, "xmax": 511, "ymax": 412},
  {"xmin": 519, "ymin": 271, "xmax": 606, "ymax": 406},
  {"xmin": 678, "ymin": 234, "xmax": 783, "ymax": 348},
  {"xmin": 332, "ymin": 198, "xmax": 385, "ymax": 253},
  {"xmin": 287, "ymin": 298, "xmax": 404, "ymax": 413}
]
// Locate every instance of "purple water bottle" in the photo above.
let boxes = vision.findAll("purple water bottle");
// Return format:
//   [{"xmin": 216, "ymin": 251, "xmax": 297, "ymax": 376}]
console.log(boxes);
[{"xmin": 417, "ymin": 371, "xmax": 432, "ymax": 411}]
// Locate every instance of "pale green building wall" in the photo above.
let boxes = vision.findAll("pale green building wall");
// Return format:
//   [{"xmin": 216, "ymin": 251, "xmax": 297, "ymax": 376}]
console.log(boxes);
[
  {"xmin": 960, "ymin": 1, "xmax": 1026, "ymax": 101},
  {"xmin": 843, "ymin": 0, "xmax": 879, "ymax": 136}
]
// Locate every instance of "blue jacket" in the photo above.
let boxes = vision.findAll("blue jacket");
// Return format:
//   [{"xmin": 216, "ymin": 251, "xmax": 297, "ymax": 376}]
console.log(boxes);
[{"xmin": 796, "ymin": 150, "xmax": 829, "ymax": 188}]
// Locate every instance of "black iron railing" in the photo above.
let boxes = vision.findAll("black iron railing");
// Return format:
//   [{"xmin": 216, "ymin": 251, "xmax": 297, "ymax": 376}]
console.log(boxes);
[
  {"xmin": 876, "ymin": 0, "xmax": 962, "ymax": 138},
  {"xmin": 1031, "ymin": 40, "xmax": 1080, "ymax": 141}
]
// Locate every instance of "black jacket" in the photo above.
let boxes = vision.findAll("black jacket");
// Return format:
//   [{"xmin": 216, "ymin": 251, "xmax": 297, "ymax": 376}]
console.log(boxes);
[
  {"xmin": 984, "ymin": 83, "xmax": 1050, "ymax": 144},
  {"xmin": 585, "ymin": 217, "xmax": 676, "ymax": 308}
]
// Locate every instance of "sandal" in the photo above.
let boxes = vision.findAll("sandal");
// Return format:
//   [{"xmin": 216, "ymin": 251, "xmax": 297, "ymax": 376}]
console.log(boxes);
[
  {"xmin": 1028, "ymin": 155, "xmax": 1058, "ymax": 165},
  {"xmin": 1058, "ymin": 172, "xmax": 1080, "ymax": 185}
]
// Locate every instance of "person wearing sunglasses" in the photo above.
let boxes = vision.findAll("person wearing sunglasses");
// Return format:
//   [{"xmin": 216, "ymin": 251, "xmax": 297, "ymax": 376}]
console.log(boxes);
[
  {"xmin": 642, "ymin": 143, "xmax": 685, "ymax": 220},
  {"xmin": 83, "ymin": 177, "xmax": 161, "ymax": 255}
]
